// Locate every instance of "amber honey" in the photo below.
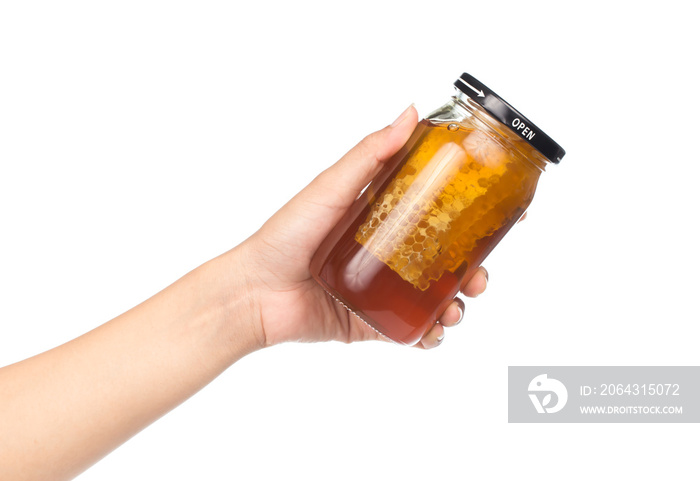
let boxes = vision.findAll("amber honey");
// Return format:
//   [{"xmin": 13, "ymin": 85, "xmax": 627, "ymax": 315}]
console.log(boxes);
[
  {"xmin": 310, "ymin": 71, "xmax": 566, "ymax": 346},
  {"xmin": 310, "ymin": 116, "xmax": 544, "ymax": 345}
]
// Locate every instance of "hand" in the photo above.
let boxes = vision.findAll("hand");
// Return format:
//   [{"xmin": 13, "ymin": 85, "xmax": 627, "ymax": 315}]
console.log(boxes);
[{"xmin": 238, "ymin": 105, "xmax": 489, "ymax": 349}]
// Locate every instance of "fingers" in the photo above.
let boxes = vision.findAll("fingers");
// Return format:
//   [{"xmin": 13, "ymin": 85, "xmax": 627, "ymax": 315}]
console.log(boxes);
[
  {"xmin": 461, "ymin": 267, "xmax": 488, "ymax": 298},
  {"xmin": 439, "ymin": 297, "xmax": 465, "ymax": 328},
  {"xmin": 417, "ymin": 267, "xmax": 490, "ymax": 349},
  {"xmin": 418, "ymin": 322, "xmax": 445, "ymax": 349},
  {"xmin": 417, "ymin": 297, "xmax": 465, "ymax": 349}
]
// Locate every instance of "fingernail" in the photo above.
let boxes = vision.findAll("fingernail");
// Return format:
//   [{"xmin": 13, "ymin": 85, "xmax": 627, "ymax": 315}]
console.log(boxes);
[
  {"xmin": 437, "ymin": 332, "xmax": 445, "ymax": 343},
  {"xmin": 454, "ymin": 299, "xmax": 465, "ymax": 325},
  {"xmin": 483, "ymin": 267, "xmax": 489, "ymax": 283},
  {"xmin": 390, "ymin": 103, "xmax": 415, "ymax": 127}
]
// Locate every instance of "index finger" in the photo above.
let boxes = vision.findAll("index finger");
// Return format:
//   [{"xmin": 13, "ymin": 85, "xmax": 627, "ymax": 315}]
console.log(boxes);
[{"xmin": 460, "ymin": 266, "xmax": 488, "ymax": 297}]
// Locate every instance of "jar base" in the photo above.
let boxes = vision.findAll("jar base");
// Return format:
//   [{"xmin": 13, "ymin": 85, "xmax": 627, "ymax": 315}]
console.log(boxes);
[{"xmin": 312, "ymin": 274, "xmax": 425, "ymax": 346}]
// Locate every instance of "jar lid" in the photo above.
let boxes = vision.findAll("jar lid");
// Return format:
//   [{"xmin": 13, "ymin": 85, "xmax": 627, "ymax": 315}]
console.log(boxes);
[{"xmin": 453, "ymin": 72, "xmax": 566, "ymax": 164}]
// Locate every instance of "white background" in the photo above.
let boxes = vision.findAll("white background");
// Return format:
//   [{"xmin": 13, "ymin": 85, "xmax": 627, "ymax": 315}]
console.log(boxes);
[{"xmin": 1, "ymin": 1, "xmax": 699, "ymax": 479}]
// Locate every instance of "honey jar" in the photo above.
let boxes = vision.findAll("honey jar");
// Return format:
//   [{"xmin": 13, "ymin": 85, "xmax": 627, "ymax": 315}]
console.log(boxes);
[{"xmin": 310, "ymin": 73, "xmax": 565, "ymax": 345}]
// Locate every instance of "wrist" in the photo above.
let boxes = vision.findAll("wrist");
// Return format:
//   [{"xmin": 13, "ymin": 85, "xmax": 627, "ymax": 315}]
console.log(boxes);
[{"xmin": 203, "ymin": 242, "xmax": 266, "ymax": 359}]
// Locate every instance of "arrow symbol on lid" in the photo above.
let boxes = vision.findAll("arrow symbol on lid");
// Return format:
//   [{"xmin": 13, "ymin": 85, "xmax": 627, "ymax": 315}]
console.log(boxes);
[{"xmin": 459, "ymin": 78, "xmax": 485, "ymax": 98}]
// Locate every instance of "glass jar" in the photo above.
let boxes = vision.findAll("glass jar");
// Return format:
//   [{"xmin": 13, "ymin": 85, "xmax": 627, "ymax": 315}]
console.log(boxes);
[{"xmin": 310, "ymin": 72, "xmax": 566, "ymax": 346}]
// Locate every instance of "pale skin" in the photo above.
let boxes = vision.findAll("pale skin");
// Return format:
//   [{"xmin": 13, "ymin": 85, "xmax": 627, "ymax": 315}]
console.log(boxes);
[{"xmin": 0, "ymin": 105, "xmax": 494, "ymax": 481}]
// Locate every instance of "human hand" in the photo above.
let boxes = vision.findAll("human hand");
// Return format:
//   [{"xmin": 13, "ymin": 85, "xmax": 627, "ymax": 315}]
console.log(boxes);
[{"xmin": 237, "ymin": 105, "xmax": 489, "ymax": 349}]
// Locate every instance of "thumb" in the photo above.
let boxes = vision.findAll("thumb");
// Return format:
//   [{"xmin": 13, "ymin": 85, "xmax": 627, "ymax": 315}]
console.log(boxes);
[
  {"xmin": 306, "ymin": 103, "xmax": 418, "ymax": 209},
  {"xmin": 259, "ymin": 104, "xmax": 418, "ymax": 254}
]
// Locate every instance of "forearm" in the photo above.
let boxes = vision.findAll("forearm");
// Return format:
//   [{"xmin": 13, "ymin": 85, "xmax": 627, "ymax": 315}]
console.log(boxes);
[{"xmin": 0, "ymin": 245, "xmax": 263, "ymax": 481}]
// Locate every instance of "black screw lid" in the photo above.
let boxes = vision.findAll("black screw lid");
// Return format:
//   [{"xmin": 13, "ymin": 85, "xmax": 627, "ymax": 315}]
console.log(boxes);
[{"xmin": 453, "ymin": 73, "xmax": 565, "ymax": 164}]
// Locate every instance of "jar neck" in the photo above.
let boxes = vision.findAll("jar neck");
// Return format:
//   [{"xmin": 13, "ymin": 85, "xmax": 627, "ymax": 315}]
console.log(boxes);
[{"xmin": 444, "ymin": 90, "xmax": 550, "ymax": 173}]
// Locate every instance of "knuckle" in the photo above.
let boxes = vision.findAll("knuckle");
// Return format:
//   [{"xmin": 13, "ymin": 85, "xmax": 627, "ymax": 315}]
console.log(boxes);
[{"xmin": 355, "ymin": 131, "xmax": 382, "ymax": 158}]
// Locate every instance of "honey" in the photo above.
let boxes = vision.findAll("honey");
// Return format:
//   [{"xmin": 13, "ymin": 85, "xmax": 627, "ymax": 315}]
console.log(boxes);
[
  {"xmin": 354, "ymin": 121, "xmax": 537, "ymax": 291},
  {"xmin": 310, "ymin": 72, "xmax": 565, "ymax": 346}
]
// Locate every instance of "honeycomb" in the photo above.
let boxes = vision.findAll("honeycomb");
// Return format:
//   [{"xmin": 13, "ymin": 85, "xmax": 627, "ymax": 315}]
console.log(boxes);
[{"xmin": 355, "ymin": 122, "xmax": 528, "ymax": 291}]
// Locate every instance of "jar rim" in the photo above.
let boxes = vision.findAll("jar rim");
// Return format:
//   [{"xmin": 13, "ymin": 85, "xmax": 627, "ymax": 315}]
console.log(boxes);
[{"xmin": 453, "ymin": 73, "xmax": 565, "ymax": 164}]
